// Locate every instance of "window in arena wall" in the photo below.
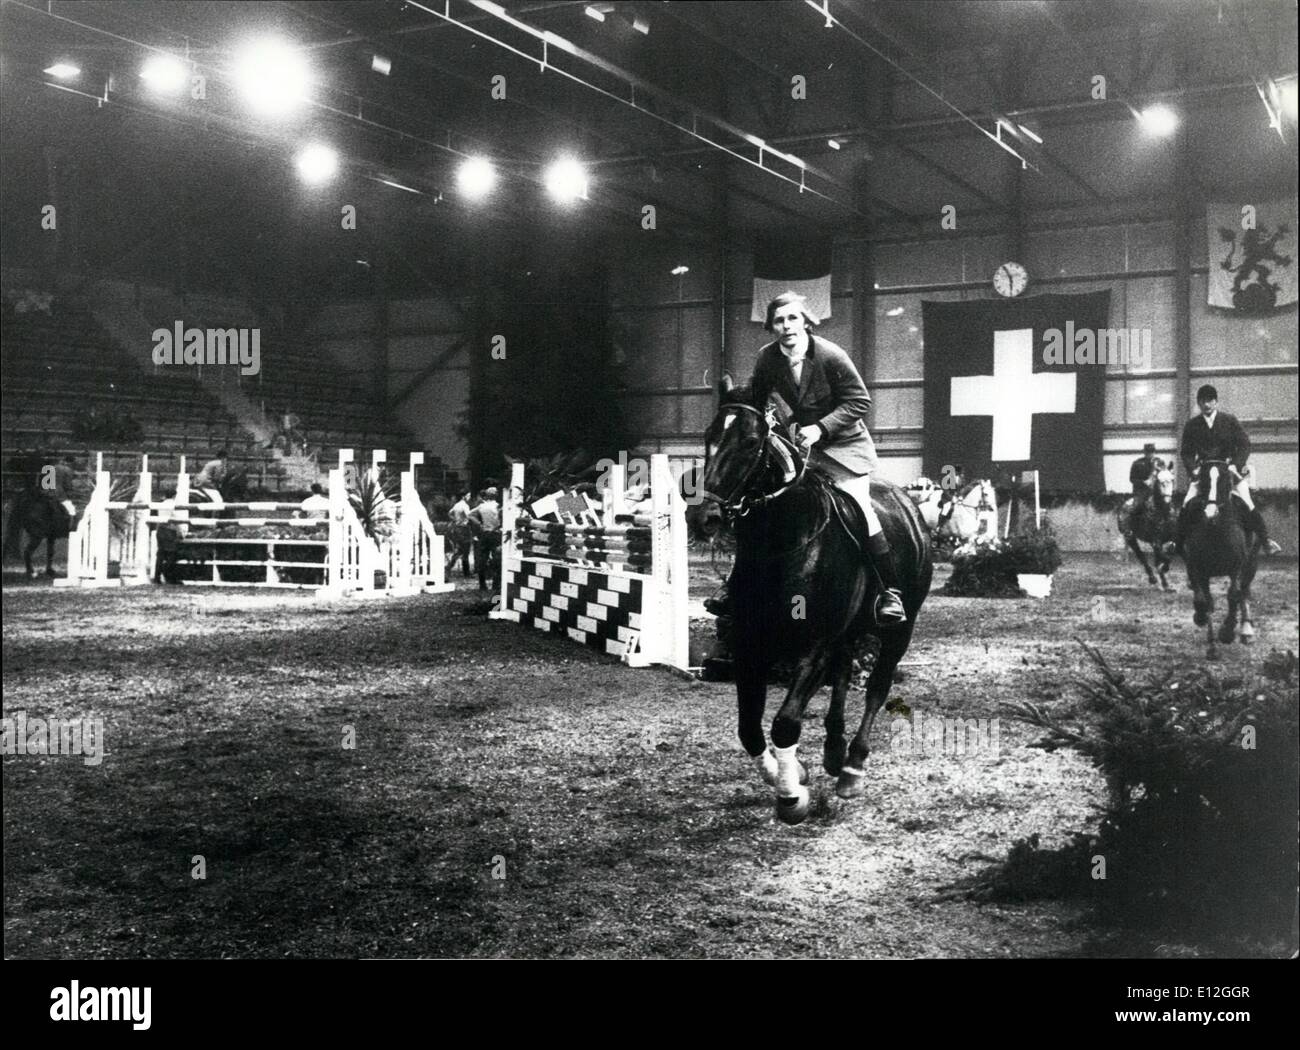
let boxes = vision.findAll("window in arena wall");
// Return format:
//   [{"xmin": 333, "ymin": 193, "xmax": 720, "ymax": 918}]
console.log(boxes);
[
  {"xmin": 1191, "ymin": 374, "xmax": 1299, "ymax": 422},
  {"xmin": 869, "ymin": 386, "xmax": 924, "ymax": 432},
  {"xmin": 1118, "ymin": 377, "xmax": 1178, "ymax": 425},
  {"xmin": 873, "ymin": 240, "xmax": 962, "ymax": 288},
  {"xmin": 1122, "ymin": 222, "xmax": 1176, "ymax": 271},
  {"xmin": 1190, "ymin": 274, "xmax": 1299, "ymax": 370},
  {"xmin": 1025, "ymin": 226, "xmax": 1125, "ymax": 279},
  {"xmin": 871, "ymin": 294, "xmax": 925, "ymax": 382},
  {"xmin": 870, "ymin": 289, "xmax": 965, "ymax": 384},
  {"xmin": 1120, "ymin": 277, "xmax": 1177, "ymax": 371}
]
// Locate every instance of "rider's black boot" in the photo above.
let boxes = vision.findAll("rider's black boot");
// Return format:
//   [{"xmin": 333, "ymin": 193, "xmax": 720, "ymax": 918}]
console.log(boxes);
[
  {"xmin": 1243, "ymin": 505, "xmax": 1283, "ymax": 556},
  {"xmin": 866, "ymin": 532, "xmax": 908, "ymax": 625},
  {"xmin": 1163, "ymin": 504, "xmax": 1191, "ymax": 559}
]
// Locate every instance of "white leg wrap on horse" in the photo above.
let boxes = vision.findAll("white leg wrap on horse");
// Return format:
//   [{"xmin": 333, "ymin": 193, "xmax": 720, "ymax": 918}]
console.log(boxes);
[
  {"xmin": 754, "ymin": 747, "xmax": 779, "ymax": 786},
  {"xmin": 840, "ymin": 766, "xmax": 864, "ymax": 778},
  {"xmin": 772, "ymin": 743, "xmax": 803, "ymax": 795}
]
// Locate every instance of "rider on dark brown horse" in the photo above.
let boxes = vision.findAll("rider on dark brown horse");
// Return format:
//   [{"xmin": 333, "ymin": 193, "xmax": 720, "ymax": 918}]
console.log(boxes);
[
  {"xmin": 1130, "ymin": 443, "xmax": 1162, "ymax": 503},
  {"xmin": 1166, "ymin": 385, "xmax": 1282, "ymax": 559},
  {"xmin": 705, "ymin": 291, "xmax": 907, "ymax": 625}
]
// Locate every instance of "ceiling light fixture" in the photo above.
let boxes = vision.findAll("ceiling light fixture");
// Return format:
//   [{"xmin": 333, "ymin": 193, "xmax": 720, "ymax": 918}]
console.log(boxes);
[{"xmin": 140, "ymin": 54, "xmax": 188, "ymax": 93}]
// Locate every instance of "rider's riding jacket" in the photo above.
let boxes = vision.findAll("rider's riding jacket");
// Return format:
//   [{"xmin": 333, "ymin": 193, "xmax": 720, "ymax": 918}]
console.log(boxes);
[
  {"xmin": 749, "ymin": 335, "xmax": 877, "ymax": 476},
  {"xmin": 1179, "ymin": 410, "xmax": 1250, "ymax": 476}
]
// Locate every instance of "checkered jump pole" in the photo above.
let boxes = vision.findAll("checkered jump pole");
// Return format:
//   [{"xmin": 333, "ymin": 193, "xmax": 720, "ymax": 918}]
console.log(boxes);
[{"xmin": 490, "ymin": 453, "xmax": 690, "ymax": 672}]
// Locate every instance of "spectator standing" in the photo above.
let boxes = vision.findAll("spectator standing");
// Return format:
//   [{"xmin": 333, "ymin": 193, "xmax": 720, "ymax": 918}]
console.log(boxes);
[{"xmin": 469, "ymin": 486, "xmax": 501, "ymax": 591}]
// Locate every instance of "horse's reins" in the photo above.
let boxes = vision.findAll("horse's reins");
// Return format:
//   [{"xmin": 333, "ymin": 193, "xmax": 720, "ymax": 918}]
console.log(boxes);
[
  {"xmin": 713, "ymin": 402, "xmax": 809, "ymax": 516},
  {"xmin": 706, "ymin": 402, "xmax": 834, "ymax": 557}
]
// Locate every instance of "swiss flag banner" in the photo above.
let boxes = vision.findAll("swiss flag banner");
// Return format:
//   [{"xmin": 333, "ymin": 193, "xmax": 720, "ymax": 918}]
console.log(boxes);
[{"xmin": 921, "ymin": 292, "xmax": 1110, "ymax": 492}]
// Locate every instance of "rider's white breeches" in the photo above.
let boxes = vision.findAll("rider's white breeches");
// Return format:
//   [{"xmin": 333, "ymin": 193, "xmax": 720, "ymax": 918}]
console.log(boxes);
[
  {"xmin": 832, "ymin": 474, "xmax": 882, "ymax": 536},
  {"xmin": 808, "ymin": 449, "xmax": 882, "ymax": 536}
]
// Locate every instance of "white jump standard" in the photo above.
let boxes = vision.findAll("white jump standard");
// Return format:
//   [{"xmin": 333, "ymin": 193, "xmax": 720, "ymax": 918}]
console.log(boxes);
[
  {"xmin": 56, "ymin": 450, "xmax": 453, "ymax": 596},
  {"xmin": 490, "ymin": 453, "xmax": 690, "ymax": 672}
]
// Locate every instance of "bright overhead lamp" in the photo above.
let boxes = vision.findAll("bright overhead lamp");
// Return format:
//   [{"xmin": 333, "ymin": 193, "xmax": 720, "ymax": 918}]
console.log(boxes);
[
  {"xmin": 295, "ymin": 143, "xmax": 338, "ymax": 185},
  {"xmin": 545, "ymin": 157, "xmax": 588, "ymax": 203},
  {"xmin": 234, "ymin": 37, "xmax": 311, "ymax": 118},
  {"xmin": 1278, "ymin": 78, "xmax": 1298, "ymax": 121},
  {"xmin": 671, "ymin": 265, "xmax": 689, "ymax": 276},
  {"xmin": 44, "ymin": 63, "xmax": 80, "ymax": 79},
  {"xmin": 140, "ymin": 54, "xmax": 188, "ymax": 94},
  {"xmin": 1138, "ymin": 103, "xmax": 1178, "ymax": 137},
  {"xmin": 457, "ymin": 156, "xmax": 497, "ymax": 199}
]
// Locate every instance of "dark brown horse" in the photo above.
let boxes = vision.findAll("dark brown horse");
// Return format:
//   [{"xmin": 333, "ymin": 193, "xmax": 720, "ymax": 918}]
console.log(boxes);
[
  {"xmin": 701, "ymin": 397, "xmax": 931, "ymax": 824},
  {"xmin": 1183, "ymin": 459, "xmax": 1259, "ymax": 659},
  {"xmin": 3, "ymin": 453, "xmax": 76, "ymax": 577},
  {"xmin": 1117, "ymin": 463, "xmax": 1177, "ymax": 589}
]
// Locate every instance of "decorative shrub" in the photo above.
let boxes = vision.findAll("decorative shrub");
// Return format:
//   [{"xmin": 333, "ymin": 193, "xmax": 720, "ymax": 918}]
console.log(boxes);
[
  {"xmin": 988, "ymin": 645, "xmax": 1299, "ymax": 951},
  {"xmin": 942, "ymin": 525, "xmax": 1063, "ymax": 597}
]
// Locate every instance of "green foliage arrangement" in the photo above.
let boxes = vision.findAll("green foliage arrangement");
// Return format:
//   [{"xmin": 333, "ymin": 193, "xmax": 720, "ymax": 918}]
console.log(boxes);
[
  {"xmin": 942, "ymin": 525, "xmax": 1063, "ymax": 597},
  {"xmin": 987, "ymin": 645, "xmax": 1299, "ymax": 951},
  {"xmin": 347, "ymin": 468, "xmax": 398, "ymax": 541}
]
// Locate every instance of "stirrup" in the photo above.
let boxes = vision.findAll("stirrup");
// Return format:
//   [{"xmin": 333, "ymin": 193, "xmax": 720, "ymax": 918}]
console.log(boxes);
[{"xmin": 875, "ymin": 588, "xmax": 907, "ymax": 625}]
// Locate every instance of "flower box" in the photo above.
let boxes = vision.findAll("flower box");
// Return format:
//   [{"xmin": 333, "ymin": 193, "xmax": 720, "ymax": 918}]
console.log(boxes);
[{"xmin": 1017, "ymin": 572, "xmax": 1053, "ymax": 598}]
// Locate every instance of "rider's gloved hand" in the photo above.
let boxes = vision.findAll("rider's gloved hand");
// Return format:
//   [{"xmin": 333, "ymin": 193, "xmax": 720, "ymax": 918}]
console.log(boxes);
[{"xmin": 797, "ymin": 425, "xmax": 823, "ymax": 448}]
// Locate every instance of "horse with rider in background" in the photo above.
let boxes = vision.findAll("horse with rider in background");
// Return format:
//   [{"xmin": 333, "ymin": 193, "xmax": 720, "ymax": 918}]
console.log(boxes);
[
  {"xmin": 906, "ymin": 474, "xmax": 999, "ymax": 554},
  {"xmin": 1178, "ymin": 459, "xmax": 1260, "ymax": 659},
  {"xmin": 3, "ymin": 451, "xmax": 82, "ymax": 578},
  {"xmin": 1117, "ymin": 459, "xmax": 1178, "ymax": 590}
]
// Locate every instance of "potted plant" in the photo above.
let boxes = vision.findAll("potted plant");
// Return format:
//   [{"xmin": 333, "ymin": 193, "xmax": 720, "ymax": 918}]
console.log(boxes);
[
  {"xmin": 1003, "ymin": 524, "xmax": 1063, "ymax": 597},
  {"xmin": 347, "ymin": 467, "xmax": 398, "ymax": 589}
]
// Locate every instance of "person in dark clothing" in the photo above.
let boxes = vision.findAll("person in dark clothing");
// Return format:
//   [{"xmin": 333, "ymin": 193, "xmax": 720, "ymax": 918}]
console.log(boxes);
[
  {"xmin": 705, "ymin": 290, "xmax": 907, "ymax": 624},
  {"xmin": 469, "ymin": 487, "xmax": 501, "ymax": 591},
  {"xmin": 1130, "ymin": 443, "xmax": 1163, "ymax": 497},
  {"xmin": 1166, "ymin": 384, "xmax": 1281, "ymax": 557}
]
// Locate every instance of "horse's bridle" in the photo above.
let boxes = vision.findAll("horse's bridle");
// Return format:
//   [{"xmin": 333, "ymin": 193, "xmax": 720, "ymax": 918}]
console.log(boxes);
[
  {"xmin": 1195, "ymin": 458, "xmax": 1234, "ymax": 514},
  {"xmin": 707, "ymin": 402, "xmax": 810, "ymax": 518},
  {"xmin": 701, "ymin": 402, "xmax": 844, "ymax": 561}
]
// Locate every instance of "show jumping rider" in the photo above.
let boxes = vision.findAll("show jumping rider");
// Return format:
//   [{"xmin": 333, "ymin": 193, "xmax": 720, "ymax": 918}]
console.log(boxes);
[
  {"xmin": 1166, "ymin": 384, "xmax": 1282, "ymax": 558},
  {"xmin": 707, "ymin": 290, "xmax": 908, "ymax": 625}
]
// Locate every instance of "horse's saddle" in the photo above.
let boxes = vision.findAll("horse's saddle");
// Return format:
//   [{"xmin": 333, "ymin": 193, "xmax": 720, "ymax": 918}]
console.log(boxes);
[{"xmin": 825, "ymin": 482, "xmax": 870, "ymax": 558}]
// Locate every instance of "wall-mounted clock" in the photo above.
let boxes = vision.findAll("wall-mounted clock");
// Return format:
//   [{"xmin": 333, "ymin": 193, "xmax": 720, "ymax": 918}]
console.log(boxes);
[{"xmin": 993, "ymin": 261, "xmax": 1030, "ymax": 297}]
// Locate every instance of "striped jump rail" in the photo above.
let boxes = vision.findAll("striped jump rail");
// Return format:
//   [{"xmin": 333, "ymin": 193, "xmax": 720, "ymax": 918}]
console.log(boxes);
[{"xmin": 489, "ymin": 454, "xmax": 690, "ymax": 672}]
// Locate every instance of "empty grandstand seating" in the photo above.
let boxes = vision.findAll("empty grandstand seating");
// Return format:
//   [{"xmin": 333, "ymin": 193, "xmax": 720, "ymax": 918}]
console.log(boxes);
[{"xmin": 2, "ymin": 295, "xmax": 459, "ymax": 502}]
